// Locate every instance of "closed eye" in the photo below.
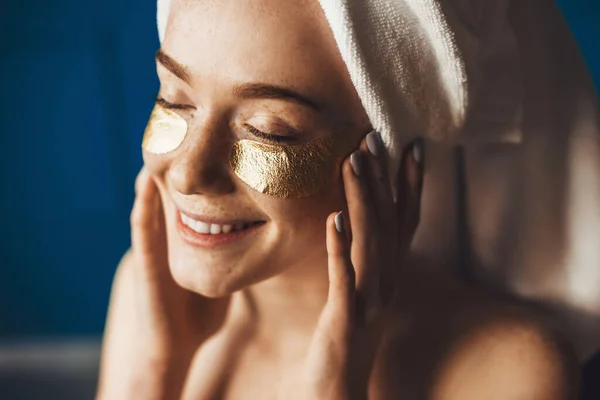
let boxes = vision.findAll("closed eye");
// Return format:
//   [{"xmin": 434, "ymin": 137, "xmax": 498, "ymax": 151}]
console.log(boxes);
[
  {"xmin": 242, "ymin": 124, "xmax": 296, "ymax": 144},
  {"xmin": 155, "ymin": 96, "xmax": 194, "ymax": 110},
  {"xmin": 155, "ymin": 96, "xmax": 295, "ymax": 144}
]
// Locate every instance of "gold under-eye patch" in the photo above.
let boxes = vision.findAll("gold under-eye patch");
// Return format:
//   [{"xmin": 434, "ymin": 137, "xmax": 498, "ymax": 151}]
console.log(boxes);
[
  {"xmin": 142, "ymin": 104, "xmax": 188, "ymax": 154},
  {"xmin": 230, "ymin": 134, "xmax": 348, "ymax": 198},
  {"xmin": 141, "ymin": 103, "xmax": 350, "ymax": 198}
]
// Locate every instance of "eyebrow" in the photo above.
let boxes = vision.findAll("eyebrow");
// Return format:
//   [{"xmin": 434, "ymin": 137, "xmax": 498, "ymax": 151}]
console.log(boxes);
[
  {"xmin": 156, "ymin": 49, "xmax": 192, "ymax": 85},
  {"xmin": 231, "ymin": 83, "xmax": 322, "ymax": 112},
  {"xmin": 156, "ymin": 49, "xmax": 322, "ymax": 112}
]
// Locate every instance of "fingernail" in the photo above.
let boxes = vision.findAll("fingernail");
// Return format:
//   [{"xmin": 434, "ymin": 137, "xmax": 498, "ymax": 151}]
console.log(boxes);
[
  {"xmin": 366, "ymin": 131, "xmax": 382, "ymax": 157},
  {"xmin": 350, "ymin": 151, "xmax": 362, "ymax": 176},
  {"xmin": 334, "ymin": 212, "xmax": 345, "ymax": 233},
  {"xmin": 412, "ymin": 140, "xmax": 424, "ymax": 164}
]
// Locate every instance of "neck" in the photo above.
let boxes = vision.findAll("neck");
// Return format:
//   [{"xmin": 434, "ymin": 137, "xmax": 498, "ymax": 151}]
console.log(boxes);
[{"xmin": 236, "ymin": 249, "xmax": 330, "ymax": 344}]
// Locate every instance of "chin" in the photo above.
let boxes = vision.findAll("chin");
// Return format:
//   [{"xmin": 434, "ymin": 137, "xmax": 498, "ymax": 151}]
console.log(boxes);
[
  {"xmin": 167, "ymin": 250, "xmax": 247, "ymax": 298},
  {"xmin": 163, "ymin": 209, "xmax": 284, "ymax": 298}
]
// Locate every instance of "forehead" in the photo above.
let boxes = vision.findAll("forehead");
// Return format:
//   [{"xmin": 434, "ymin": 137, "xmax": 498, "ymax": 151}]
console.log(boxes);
[{"xmin": 162, "ymin": 0, "xmax": 348, "ymax": 96}]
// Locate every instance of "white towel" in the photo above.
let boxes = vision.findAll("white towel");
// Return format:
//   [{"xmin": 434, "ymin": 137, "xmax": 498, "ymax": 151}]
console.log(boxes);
[{"xmin": 156, "ymin": 0, "xmax": 521, "ymax": 175}]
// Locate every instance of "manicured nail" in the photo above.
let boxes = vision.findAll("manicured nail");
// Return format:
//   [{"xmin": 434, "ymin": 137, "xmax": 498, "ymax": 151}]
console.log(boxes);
[
  {"xmin": 366, "ymin": 131, "xmax": 381, "ymax": 157},
  {"xmin": 334, "ymin": 212, "xmax": 345, "ymax": 234},
  {"xmin": 350, "ymin": 151, "xmax": 362, "ymax": 176},
  {"xmin": 412, "ymin": 140, "xmax": 423, "ymax": 164}
]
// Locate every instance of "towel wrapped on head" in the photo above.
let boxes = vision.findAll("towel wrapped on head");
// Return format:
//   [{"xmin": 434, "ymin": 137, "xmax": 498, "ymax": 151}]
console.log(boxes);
[{"xmin": 157, "ymin": 0, "xmax": 522, "ymax": 176}]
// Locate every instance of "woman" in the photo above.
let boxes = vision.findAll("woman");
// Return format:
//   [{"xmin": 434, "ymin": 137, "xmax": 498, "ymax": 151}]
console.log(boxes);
[{"xmin": 97, "ymin": 0, "xmax": 579, "ymax": 398}]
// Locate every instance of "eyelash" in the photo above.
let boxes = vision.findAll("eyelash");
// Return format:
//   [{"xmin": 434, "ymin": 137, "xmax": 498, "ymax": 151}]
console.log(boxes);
[
  {"xmin": 242, "ymin": 124, "xmax": 295, "ymax": 144},
  {"xmin": 155, "ymin": 96, "xmax": 295, "ymax": 144},
  {"xmin": 155, "ymin": 96, "xmax": 193, "ymax": 110}
]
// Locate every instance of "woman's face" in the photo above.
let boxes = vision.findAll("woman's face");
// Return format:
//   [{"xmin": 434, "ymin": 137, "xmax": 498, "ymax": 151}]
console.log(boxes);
[{"xmin": 145, "ymin": 0, "xmax": 370, "ymax": 297}]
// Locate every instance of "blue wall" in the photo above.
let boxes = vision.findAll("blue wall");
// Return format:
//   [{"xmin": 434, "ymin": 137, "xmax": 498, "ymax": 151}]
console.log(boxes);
[
  {"xmin": 1, "ymin": 0, "xmax": 158, "ymax": 337},
  {"xmin": 1, "ymin": 1, "xmax": 599, "ymax": 337}
]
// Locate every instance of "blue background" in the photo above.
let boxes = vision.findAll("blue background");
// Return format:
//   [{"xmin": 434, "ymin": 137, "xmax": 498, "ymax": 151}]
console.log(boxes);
[{"xmin": 1, "ymin": 1, "xmax": 599, "ymax": 338}]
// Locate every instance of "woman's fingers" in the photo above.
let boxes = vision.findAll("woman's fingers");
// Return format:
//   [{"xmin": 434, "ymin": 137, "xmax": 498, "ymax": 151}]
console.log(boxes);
[
  {"xmin": 130, "ymin": 166, "xmax": 169, "ymax": 274},
  {"xmin": 363, "ymin": 131, "xmax": 398, "ymax": 309},
  {"xmin": 343, "ymin": 148, "xmax": 378, "ymax": 297},
  {"xmin": 304, "ymin": 212, "xmax": 354, "ymax": 394},
  {"xmin": 396, "ymin": 141, "xmax": 424, "ymax": 248},
  {"xmin": 324, "ymin": 212, "xmax": 355, "ymax": 327},
  {"xmin": 342, "ymin": 135, "xmax": 425, "ymax": 319},
  {"xmin": 364, "ymin": 131, "xmax": 395, "ymax": 230},
  {"xmin": 302, "ymin": 139, "xmax": 424, "ymax": 400},
  {"xmin": 343, "ymin": 142, "xmax": 386, "ymax": 329}
]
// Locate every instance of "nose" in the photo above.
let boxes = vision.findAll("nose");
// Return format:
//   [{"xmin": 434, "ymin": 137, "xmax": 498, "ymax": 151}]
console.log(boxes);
[{"xmin": 167, "ymin": 120, "xmax": 235, "ymax": 196}]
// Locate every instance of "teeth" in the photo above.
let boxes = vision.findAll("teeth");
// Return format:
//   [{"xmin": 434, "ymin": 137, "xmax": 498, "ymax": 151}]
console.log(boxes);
[
  {"xmin": 197, "ymin": 222, "xmax": 210, "ymax": 234},
  {"xmin": 181, "ymin": 213, "xmax": 256, "ymax": 235},
  {"xmin": 180, "ymin": 213, "xmax": 210, "ymax": 233}
]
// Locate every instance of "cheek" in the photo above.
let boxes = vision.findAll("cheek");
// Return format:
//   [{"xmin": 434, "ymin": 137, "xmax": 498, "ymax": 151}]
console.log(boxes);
[
  {"xmin": 274, "ymin": 188, "xmax": 346, "ymax": 266},
  {"xmin": 142, "ymin": 151, "xmax": 172, "ymax": 181},
  {"xmin": 256, "ymin": 178, "xmax": 346, "ymax": 242}
]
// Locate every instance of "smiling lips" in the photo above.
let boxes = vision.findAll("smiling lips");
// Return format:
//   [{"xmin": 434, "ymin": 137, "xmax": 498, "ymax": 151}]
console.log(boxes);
[
  {"xmin": 176, "ymin": 210, "xmax": 266, "ymax": 248},
  {"xmin": 180, "ymin": 212, "xmax": 262, "ymax": 235}
]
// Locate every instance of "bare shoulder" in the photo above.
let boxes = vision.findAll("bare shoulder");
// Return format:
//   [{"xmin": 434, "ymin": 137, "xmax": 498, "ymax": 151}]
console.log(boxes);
[
  {"xmin": 114, "ymin": 248, "xmax": 135, "ymax": 282},
  {"xmin": 101, "ymin": 248, "xmax": 137, "ymax": 341},
  {"xmin": 429, "ymin": 311, "xmax": 579, "ymax": 400},
  {"xmin": 97, "ymin": 249, "xmax": 137, "ymax": 397},
  {"xmin": 371, "ymin": 267, "xmax": 579, "ymax": 400}
]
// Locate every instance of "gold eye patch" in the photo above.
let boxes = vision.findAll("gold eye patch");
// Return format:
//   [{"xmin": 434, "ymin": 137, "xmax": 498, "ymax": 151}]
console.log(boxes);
[
  {"xmin": 230, "ymin": 134, "xmax": 348, "ymax": 198},
  {"xmin": 142, "ymin": 104, "xmax": 188, "ymax": 154},
  {"xmin": 141, "ymin": 104, "xmax": 351, "ymax": 198}
]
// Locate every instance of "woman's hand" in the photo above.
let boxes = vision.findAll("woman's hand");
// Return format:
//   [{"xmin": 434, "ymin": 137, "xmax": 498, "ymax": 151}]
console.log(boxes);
[
  {"xmin": 130, "ymin": 167, "xmax": 230, "ymax": 358},
  {"xmin": 297, "ymin": 132, "xmax": 424, "ymax": 400},
  {"xmin": 97, "ymin": 168, "xmax": 230, "ymax": 400}
]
